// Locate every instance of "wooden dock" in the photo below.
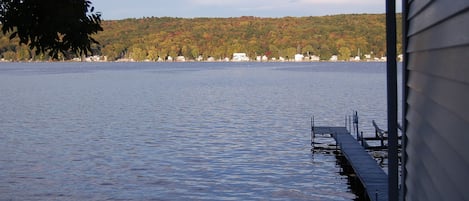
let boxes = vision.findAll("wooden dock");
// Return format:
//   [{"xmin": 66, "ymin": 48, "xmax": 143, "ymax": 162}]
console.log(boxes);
[{"xmin": 313, "ymin": 126, "xmax": 388, "ymax": 201}]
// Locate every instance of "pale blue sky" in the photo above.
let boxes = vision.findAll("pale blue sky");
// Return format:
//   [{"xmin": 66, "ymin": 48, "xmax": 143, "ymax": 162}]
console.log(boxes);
[{"xmin": 92, "ymin": 0, "xmax": 402, "ymax": 20}]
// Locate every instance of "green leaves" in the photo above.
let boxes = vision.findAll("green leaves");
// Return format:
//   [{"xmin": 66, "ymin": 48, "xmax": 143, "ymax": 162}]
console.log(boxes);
[{"xmin": 0, "ymin": 0, "xmax": 103, "ymax": 59}]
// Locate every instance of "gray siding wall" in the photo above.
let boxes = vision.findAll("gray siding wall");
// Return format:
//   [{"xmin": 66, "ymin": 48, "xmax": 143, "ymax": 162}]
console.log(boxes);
[{"xmin": 404, "ymin": 0, "xmax": 469, "ymax": 200}]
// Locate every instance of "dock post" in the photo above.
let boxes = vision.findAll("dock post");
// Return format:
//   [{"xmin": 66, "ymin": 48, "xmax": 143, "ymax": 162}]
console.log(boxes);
[
  {"xmin": 354, "ymin": 111, "xmax": 359, "ymax": 140},
  {"xmin": 375, "ymin": 125, "xmax": 379, "ymax": 138},
  {"xmin": 311, "ymin": 117, "xmax": 314, "ymax": 147},
  {"xmin": 360, "ymin": 131, "xmax": 364, "ymax": 147},
  {"xmin": 357, "ymin": 121, "xmax": 361, "ymax": 140},
  {"xmin": 381, "ymin": 134, "xmax": 385, "ymax": 147},
  {"xmin": 345, "ymin": 115, "xmax": 347, "ymax": 129},
  {"xmin": 335, "ymin": 133, "xmax": 339, "ymax": 152},
  {"xmin": 349, "ymin": 116, "xmax": 352, "ymax": 133}
]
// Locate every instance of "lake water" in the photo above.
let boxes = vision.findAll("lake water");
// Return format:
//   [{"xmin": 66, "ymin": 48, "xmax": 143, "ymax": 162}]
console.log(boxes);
[{"xmin": 0, "ymin": 62, "xmax": 388, "ymax": 200}]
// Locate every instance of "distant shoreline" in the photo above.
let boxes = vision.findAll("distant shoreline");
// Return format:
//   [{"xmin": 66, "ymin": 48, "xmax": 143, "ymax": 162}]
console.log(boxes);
[{"xmin": 0, "ymin": 60, "xmax": 390, "ymax": 64}]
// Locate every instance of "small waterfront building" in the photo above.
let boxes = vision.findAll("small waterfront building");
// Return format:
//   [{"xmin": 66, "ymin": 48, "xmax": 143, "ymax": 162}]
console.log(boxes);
[
  {"xmin": 207, "ymin": 56, "xmax": 215, "ymax": 62},
  {"xmin": 329, "ymin": 55, "xmax": 338, "ymax": 62},
  {"xmin": 294, "ymin": 54, "xmax": 304, "ymax": 62},
  {"xmin": 232, "ymin": 53, "xmax": 249, "ymax": 62},
  {"xmin": 310, "ymin": 55, "xmax": 320, "ymax": 61},
  {"xmin": 176, "ymin": 56, "xmax": 185, "ymax": 62},
  {"xmin": 85, "ymin": 55, "xmax": 103, "ymax": 62},
  {"xmin": 398, "ymin": 54, "xmax": 403, "ymax": 62}
]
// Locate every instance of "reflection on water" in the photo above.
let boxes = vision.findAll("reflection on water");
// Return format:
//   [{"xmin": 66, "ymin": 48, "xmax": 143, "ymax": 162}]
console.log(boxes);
[{"xmin": 0, "ymin": 62, "xmax": 387, "ymax": 200}]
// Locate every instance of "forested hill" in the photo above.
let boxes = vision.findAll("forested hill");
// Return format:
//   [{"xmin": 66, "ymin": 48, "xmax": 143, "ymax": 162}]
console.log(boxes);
[{"xmin": 1, "ymin": 14, "xmax": 402, "ymax": 61}]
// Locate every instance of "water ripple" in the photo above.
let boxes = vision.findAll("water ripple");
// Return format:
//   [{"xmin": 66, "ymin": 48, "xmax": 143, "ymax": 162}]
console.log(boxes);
[{"xmin": 0, "ymin": 62, "xmax": 388, "ymax": 200}]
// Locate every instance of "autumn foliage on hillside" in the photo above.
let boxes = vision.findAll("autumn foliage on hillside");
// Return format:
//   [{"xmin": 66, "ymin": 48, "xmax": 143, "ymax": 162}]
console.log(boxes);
[{"xmin": 1, "ymin": 14, "xmax": 401, "ymax": 61}]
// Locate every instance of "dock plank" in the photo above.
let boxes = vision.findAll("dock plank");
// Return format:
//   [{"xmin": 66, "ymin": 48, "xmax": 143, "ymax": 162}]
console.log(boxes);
[{"xmin": 313, "ymin": 126, "xmax": 388, "ymax": 201}]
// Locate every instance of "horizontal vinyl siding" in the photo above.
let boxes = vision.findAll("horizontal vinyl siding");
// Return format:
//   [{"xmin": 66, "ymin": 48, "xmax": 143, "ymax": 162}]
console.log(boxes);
[
  {"xmin": 406, "ymin": 80, "xmax": 469, "ymax": 165},
  {"xmin": 407, "ymin": 10, "xmax": 469, "ymax": 52},
  {"xmin": 407, "ymin": 45, "xmax": 469, "ymax": 84},
  {"xmin": 407, "ymin": 9, "xmax": 469, "ymax": 52},
  {"xmin": 407, "ymin": 0, "xmax": 469, "ymax": 36},
  {"xmin": 407, "ymin": 0, "xmax": 432, "ymax": 19},
  {"xmin": 406, "ymin": 89, "xmax": 469, "ymax": 200},
  {"xmin": 405, "ymin": 0, "xmax": 469, "ymax": 200},
  {"xmin": 407, "ymin": 70, "xmax": 469, "ymax": 126}
]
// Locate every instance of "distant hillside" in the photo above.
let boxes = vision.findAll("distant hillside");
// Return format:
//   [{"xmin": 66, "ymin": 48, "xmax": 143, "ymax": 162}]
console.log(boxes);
[{"xmin": 1, "ymin": 14, "xmax": 402, "ymax": 61}]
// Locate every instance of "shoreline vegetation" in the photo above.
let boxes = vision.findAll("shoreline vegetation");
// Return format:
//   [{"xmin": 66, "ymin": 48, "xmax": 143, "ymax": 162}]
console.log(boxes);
[
  {"xmin": 0, "ymin": 59, "xmax": 393, "ymax": 63},
  {"xmin": 1, "ymin": 14, "xmax": 402, "ymax": 62}
]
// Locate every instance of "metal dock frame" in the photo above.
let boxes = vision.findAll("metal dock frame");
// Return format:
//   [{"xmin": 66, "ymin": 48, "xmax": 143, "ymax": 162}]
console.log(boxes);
[{"xmin": 312, "ymin": 125, "xmax": 389, "ymax": 201}]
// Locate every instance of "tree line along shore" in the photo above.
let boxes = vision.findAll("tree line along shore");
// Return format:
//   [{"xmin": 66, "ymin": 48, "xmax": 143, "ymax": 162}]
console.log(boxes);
[{"xmin": 0, "ymin": 14, "xmax": 402, "ymax": 62}]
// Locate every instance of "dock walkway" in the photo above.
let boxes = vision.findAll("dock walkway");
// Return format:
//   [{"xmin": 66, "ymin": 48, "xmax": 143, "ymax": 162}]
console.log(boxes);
[{"xmin": 313, "ymin": 126, "xmax": 388, "ymax": 201}]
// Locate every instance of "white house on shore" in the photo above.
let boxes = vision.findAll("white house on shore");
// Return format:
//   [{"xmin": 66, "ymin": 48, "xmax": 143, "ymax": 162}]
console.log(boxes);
[
  {"xmin": 294, "ymin": 54, "xmax": 304, "ymax": 62},
  {"xmin": 176, "ymin": 56, "xmax": 185, "ymax": 62},
  {"xmin": 232, "ymin": 53, "xmax": 249, "ymax": 62},
  {"xmin": 207, "ymin": 56, "xmax": 215, "ymax": 62},
  {"xmin": 310, "ymin": 55, "xmax": 320, "ymax": 61}
]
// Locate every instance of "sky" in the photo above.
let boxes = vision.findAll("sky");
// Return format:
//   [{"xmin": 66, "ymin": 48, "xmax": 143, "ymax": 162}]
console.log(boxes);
[{"xmin": 92, "ymin": 0, "xmax": 402, "ymax": 20}]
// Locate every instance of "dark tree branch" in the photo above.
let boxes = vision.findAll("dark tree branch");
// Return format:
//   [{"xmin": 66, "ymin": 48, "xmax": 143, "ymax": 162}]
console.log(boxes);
[{"xmin": 0, "ymin": 0, "xmax": 103, "ymax": 59}]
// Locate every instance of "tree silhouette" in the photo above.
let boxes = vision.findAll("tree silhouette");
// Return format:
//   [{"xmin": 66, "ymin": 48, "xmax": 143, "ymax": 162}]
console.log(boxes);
[{"xmin": 0, "ymin": 0, "xmax": 103, "ymax": 58}]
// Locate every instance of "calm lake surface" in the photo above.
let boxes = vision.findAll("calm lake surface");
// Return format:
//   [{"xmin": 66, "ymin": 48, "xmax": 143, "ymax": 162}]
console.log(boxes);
[{"xmin": 0, "ymin": 62, "xmax": 388, "ymax": 200}]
